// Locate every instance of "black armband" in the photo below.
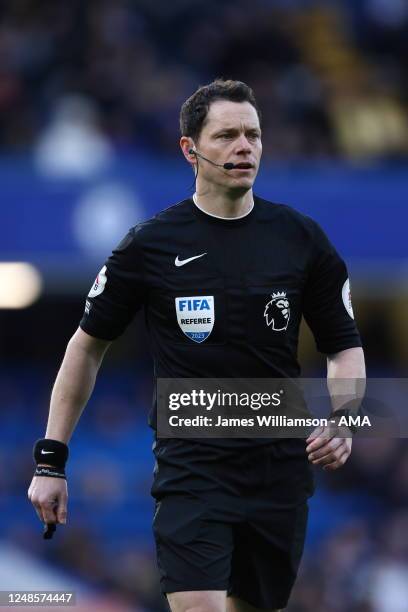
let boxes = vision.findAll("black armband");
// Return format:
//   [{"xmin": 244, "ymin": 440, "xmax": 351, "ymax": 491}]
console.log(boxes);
[
  {"xmin": 33, "ymin": 438, "xmax": 69, "ymax": 470},
  {"xmin": 34, "ymin": 466, "xmax": 66, "ymax": 479}
]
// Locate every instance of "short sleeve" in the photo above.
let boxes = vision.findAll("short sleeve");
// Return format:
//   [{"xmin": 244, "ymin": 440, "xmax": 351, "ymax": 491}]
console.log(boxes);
[
  {"xmin": 79, "ymin": 227, "xmax": 146, "ymax": 340},
  {"xmin": 302, "ymin": 220, "xmax": 362, "ymax": 354}
]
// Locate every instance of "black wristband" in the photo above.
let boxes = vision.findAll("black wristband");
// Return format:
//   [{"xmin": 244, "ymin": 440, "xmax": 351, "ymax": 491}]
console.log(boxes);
[
  {"xmin": 34, "ymin": 466, "xmax": 66, "ymax": 479},
  {"xmin": 329, "ymin": 408, "xmax": 358, "ymax": 434},
  {"xmin": 33, "ymin": 438, "xmax": 69, "ymax": 470}
]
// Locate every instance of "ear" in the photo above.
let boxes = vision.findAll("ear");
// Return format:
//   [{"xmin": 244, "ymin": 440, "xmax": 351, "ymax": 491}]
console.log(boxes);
[{"xmin": 180, "ymin": 136, "xmax": 196, "ymax": 164}]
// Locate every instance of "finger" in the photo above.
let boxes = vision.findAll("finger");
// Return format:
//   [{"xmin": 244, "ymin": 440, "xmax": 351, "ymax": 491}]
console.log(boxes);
[
  {"xmin": 57, "ymin": 498, "xmax": 68, "ymax": 524},
  {"xmin": 309, "ymin": 439, "xmax": 349, "ymax": 465},
  {"xmin": 312, "ymin": 452, "xmax": 340, "ymax": 466},
  {"xmin": 308, "ymin": 438, "xmax": 343, "ymax": 462},
  {"xmin": 307, "ymin": 424, "xmax": 338, "ymax": 451},
  {"xmin": 306, "ymin": 425, "xmax": 324, "ymax": 443},
  {"xmin": 40, "ymin": 499, "xmax": 58, "ymax": 525},
  {"xmin": 306, "ymin": 434, "xmax": 333, "ymax": 454},
  {"xmin": 323, "ymin": 449, "xmax": 350, "ymax": 471}
]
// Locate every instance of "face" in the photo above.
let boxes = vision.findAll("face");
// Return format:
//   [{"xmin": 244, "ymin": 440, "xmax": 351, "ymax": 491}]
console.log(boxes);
[{"xmin": 181, "ymin": 100, "xmax": 262, "ymax": 194}]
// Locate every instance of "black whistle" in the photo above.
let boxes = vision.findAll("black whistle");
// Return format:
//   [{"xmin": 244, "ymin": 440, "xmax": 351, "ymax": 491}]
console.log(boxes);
[{"xmin": 43, "ymin": 523, "xmax": 56, "ymax": 540}]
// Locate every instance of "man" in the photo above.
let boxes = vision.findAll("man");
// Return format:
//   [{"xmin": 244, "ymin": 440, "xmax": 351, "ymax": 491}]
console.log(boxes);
[{"xmin": 28, "ymin": 79, "xmax": 365, "ymax": 612}]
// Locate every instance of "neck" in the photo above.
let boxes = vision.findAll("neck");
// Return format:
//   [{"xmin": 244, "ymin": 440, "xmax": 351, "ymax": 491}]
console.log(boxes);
[{"xmin": 194, "ymin": 184, "xmax": 254, "ymax": 219}]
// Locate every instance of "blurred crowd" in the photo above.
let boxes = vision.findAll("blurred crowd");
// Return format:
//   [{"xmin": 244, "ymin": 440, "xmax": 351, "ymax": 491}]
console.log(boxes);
[
  {"xmin": 0, "ymin": 0, "xmax": 407, "ymax": 161},
  {"xmin": 1, "ymin": 367, "xmax": 408, "ymax": 611}
]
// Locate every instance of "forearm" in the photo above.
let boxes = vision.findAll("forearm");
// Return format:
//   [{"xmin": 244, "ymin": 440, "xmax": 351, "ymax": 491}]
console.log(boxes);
[
  {"xmin": 45, "ymin": 331, "xmax": 109, "ymax": 443},
  {"xmin": 327, "ymin": 347, "xmax": 366, "ymax": 413}
]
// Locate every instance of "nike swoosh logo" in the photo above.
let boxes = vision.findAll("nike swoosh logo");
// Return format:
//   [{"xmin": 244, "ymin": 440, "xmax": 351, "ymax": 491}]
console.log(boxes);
[
  {"xmin": 41, "ymin": 450, "xmax": 54, "ymax": 454},
  {"xmin": 175, "ymin": 253, "xmax": 207, "ymax": 267}
]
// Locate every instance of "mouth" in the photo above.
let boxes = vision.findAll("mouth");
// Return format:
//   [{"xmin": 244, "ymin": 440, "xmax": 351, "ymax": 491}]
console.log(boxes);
[{"xmin": 233, "ymin": 162, "xmax": 253, "ymax": 170}]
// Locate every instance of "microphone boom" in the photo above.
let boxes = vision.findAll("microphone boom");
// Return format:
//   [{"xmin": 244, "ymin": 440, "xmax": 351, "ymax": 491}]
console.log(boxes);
[{"xmin": 189, "ymin": 149, "xmax": 236, "ymax": 170}]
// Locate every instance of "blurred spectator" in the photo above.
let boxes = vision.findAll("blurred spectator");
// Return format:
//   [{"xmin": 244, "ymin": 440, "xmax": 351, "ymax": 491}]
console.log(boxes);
[
  {"xmin": 35, "ymin": 95, "xmax": 113, "ymax": 178},
  {"xmin": 0, "ymin": 0, "xmax": 406, "ymax": 161}
]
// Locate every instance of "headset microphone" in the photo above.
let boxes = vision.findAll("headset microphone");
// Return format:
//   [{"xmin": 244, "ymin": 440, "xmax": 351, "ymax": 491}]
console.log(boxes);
[{"xmin": 189, "ymin": 149, "xmax": 236, "ymax": 170}]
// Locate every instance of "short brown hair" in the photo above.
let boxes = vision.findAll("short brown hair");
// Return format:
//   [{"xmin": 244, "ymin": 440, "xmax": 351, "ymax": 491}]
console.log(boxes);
[{"xmin": 180, "ymin": 78, "xmax": 261, "ymax": 141}]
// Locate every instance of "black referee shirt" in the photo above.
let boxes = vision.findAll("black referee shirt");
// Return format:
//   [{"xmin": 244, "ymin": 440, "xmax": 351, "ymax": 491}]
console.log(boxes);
[{"xmin": 80, "ymin": 196, "xmax": 361, "ymax": 451}]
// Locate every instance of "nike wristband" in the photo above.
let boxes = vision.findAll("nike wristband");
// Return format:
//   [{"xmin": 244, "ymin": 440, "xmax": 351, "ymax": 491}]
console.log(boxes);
[
  {"xmin": 33, "ymin": 438, "xmax": 69, "ymax": 470},
  {"xmin": 34, "ymin": 466, "xmax": 66, "ymax": 479}
]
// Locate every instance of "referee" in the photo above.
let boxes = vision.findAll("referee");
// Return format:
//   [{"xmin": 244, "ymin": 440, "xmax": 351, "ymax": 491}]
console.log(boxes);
[{"xmin": 28, "ymin": 79, "xmax": 365, "ymax": 612}]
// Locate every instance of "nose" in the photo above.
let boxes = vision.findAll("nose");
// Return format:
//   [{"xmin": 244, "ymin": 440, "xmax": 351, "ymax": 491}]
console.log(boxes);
[{"xmin": 235, "ymin": 134, "xmax": 252, "ymax": 153}]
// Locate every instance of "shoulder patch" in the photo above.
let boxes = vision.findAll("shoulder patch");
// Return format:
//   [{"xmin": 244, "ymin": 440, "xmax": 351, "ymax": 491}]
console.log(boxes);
[
  {"xmin": 88, "ymin": 265, "xmax": 107, "ymax": 298},
  {"xmin": 342, "ymin": 278, "xmax": 354, "ymax": 319}
]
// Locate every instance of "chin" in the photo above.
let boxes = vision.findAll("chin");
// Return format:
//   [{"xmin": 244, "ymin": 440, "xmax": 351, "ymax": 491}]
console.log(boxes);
[{"xmin": 231, "ymin": 177, "xmax": 254, "ymax": 189}]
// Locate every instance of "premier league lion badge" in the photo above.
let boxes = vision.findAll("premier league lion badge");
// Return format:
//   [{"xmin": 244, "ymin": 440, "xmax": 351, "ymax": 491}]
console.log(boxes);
[{"xmin": 264, "ymin": 291, "xmax": 290, "ymax": 331}]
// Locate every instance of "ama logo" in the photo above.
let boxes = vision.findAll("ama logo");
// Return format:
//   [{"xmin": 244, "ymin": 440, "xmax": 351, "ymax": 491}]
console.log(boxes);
[{"xmin": 175, "ymin": 296, "xmax": 215, "ymax": 343}]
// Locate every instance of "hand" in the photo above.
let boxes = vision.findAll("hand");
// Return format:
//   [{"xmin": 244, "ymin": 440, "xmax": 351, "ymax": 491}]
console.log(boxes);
[
  {"xmin": 306, "ymin": 424, "xmax": 352, "ymax": 471},
  {"xmin": 28, "ymin": 466, "xmax": 68, "ymax": 525}
]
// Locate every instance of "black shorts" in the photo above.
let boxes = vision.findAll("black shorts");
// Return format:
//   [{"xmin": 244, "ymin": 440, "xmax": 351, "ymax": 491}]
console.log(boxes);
[{"xmin": 151, "ymin": 439, "xmax": 315, "ymax": 610}]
